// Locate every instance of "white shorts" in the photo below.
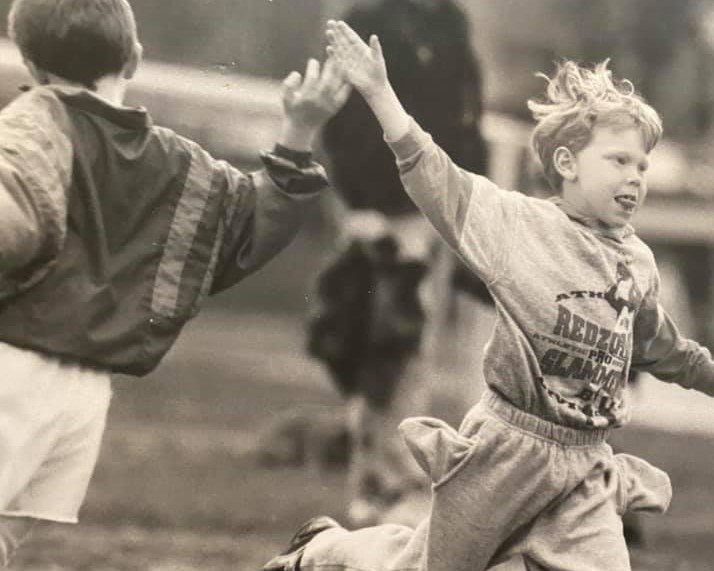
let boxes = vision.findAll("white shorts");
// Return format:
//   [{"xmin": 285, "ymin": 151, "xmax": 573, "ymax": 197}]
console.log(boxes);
[{"xmin": 0, "ymin": 342, "xmax": 111, "ymax": 523}]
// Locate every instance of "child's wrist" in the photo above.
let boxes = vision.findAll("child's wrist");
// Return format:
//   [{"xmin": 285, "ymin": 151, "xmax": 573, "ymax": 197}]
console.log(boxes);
[
  {"xmin": 364, "ymin": 84, "xmax": 409, "ymax": 141},
  {"xmin": 361, "ymin": 82, "xmax": 391, "ymax": 105},
  {"xmin": 277, "ymin": 119, "xmax": 318, "ymax": 152}
]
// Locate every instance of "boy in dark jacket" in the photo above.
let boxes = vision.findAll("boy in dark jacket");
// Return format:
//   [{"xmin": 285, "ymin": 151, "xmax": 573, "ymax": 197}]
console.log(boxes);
[{"xmin": 0, "ymin": 0, "xmax": 349, "ymax": 563}]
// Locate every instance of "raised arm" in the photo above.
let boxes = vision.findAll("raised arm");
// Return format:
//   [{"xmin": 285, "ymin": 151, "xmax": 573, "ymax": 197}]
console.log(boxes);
[
  {"xmin": 211, "ymin": 57, "xmax": 350, "ymax": 291},
  {"xmin": 325, "ymin": 20, "xmax": 523, "ymax": 283},
  {"xmin": 326, "ymin": 20, "xmax": 409, "ymax": 142}
]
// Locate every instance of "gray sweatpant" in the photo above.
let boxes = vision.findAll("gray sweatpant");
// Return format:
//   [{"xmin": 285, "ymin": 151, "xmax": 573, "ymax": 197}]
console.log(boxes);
[{"xmin": 301, "ymin": 388, "xmax": 671, "ymax": 571}]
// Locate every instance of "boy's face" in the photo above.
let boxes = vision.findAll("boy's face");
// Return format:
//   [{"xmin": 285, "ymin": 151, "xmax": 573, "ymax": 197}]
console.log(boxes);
[{"xmin": 563, "ymin": 124, "xmax": 649, "ymax": 229}]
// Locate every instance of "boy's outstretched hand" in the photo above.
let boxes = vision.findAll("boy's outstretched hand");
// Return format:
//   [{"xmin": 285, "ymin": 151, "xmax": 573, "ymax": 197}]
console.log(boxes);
[
  {"xmin": 325, "ymin": 19, "xmax": 410, "ymax": 142},
  {"xmin": 279, "ymin": 57, "xmax": 351, "ymax": 150},
  {"xmin": 325, "ymin": 20, "xmax": 387, "ymax": 101}
]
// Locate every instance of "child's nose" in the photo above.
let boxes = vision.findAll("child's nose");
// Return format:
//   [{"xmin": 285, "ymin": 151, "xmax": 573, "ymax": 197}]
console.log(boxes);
[{"xmin": 626, "ymin": 170, "xmax": 643, "ymax": 187}]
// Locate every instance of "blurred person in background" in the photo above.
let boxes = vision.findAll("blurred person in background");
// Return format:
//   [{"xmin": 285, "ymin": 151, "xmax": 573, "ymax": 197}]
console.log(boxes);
[
  {"xmin": 0, "ymin": 0, "xmax": 349, "ymax": 564},
  {"xmin": 306, "ymin": 0, "xmax": 490, "ymax": 527}
]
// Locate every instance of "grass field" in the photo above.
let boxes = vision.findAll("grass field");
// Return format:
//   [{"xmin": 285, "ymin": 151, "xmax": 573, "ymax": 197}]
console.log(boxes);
[{"xmin": 11, "ymin": 302, "xmax": 714, "ymax": 570}]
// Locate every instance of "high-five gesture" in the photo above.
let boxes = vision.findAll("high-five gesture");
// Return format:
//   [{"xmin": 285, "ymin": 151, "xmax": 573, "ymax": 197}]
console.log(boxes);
[
  {"xmin": 279, "ymin": 57, "xmax": 351, "ymax": 150},
  {"xmin": 325, "ymin": 20, "xmax": 388, "ymax": 100},
  {"xmin": 325, "ymin": 20, "xmax": 410, "ymax": 141}
]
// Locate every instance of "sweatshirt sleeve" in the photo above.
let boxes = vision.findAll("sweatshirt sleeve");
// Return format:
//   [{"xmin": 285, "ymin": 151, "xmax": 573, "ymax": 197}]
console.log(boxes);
[
  {"xmin": 631, "ymin": 271, "xmax": 714, "ymax": 397},
  {"xmin": 386, "ymin": 118, "xmax": 522, "ymax": 283},
  {"xmin": 210, "ymin": 145, "xmax": 327, "ymax": 292},
  {"xmin": 0, "ymin": 89, "xmax": 72, "ymax": 297}
]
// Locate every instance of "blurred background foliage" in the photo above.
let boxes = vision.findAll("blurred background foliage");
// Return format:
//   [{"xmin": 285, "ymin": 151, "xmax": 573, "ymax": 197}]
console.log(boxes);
[{"xmin": 2, "ymin": 0, "xmax": 713, "ymax": 143}]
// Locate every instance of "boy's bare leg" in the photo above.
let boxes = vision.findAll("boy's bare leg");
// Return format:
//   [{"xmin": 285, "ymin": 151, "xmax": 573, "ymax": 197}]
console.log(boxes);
[{"xmin": 0, "ymin": 516, "xmax": 37, "ymax": 567}]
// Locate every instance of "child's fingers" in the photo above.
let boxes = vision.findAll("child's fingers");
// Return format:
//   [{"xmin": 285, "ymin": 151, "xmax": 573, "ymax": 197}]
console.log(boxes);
[
  {"xmin": 319, "ymin": 56, "xmax": 340, "ymax": 88},
  {"xmin": 328, "ymin": 22, "xmax": 355, "ymax": 52},
  {"xmin": 302, "ymin": 58, "xmax": 321, "ymax": 90},
  {"xmin": 333, "ymin": 82, "xmax": 352, "ymax": 108},
  {"xmin": 337, "ymin": 20, "xmax": 368, "ymax": 50},
  {"xmin": 282, "ymin": 70, "xmax": 302, "ymax": 93},
  {"xmin": 320, "ymin": 57, "xmax": 350, "ymax": 101},
  {"xmin": 325, "ymin": 47, "xmax": 350, "ymax": 80},
  {"xmin": 325, "ymin": 36, "xmax": 350, "ymax": 66},
  {"xmin": 325, "ymin": 19, "xmax": 338, "ymax": 39},
  {"xmin": 325, "ymin": 29, "xmax": 338, "ymax": 49},
  {"xmin": 324, "ymin": 26, "xmax": 345, "ymax": 51},
  {"xmin": 325, "ymin": 19, "xmax": 344, "ymax": 45},
  {"xmin": 369, "ymin": 35, "xmax": 382, "ymax": 60}
]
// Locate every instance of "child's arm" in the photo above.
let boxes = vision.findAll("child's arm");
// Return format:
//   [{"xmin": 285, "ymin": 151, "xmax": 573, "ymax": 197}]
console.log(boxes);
[
  {"xmin": 325, "ymin": 20, "xmax": 521, "ymax": 283},
  {"xmin": 326, "ymin": 20, "xmax": 409, "ymax": 142},
  {"xmin": 631, "ymin": 282, "xmax": 714, "ymax": 397},
  {"xmin": 0, "ymin": 181, "xmax": 42, "ymax": 271},
  {"xmin": 210, "ymin": 58, "xmax": 351, "ymax": 291},
  {"xmin": 0, "ymin": 90, "xmax": 72, "ymax": 296}
]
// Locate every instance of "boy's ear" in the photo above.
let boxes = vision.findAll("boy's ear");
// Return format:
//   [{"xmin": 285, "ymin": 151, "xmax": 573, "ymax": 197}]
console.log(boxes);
[
  {"xmin": 123, "ymin": 41, "xmax": 143, "ymax": 79},
  {"xmin": 553, "ymin": 146, "xmax": 577, "ymax": 181}
]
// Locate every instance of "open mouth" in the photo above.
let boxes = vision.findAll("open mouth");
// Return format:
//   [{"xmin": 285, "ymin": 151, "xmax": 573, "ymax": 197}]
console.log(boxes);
[{"xmin": 614, "ymin": 195, "xmax": 637, "ymax": 211}]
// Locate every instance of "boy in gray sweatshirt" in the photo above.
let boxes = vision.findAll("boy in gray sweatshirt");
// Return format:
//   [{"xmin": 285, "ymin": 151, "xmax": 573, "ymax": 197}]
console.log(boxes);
[{"xmin": 263, "ymin": 20, "xmax": 714, "ymax": 571}]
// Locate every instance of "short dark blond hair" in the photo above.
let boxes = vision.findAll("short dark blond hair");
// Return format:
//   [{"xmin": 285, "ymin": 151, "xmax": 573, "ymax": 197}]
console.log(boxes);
[
  {"xmin": 8, "ymin": 0, "xmax": 138, "ymax": 89},
  {"xmin": 528, "ymin": 60, "xmax": 663, "ymax": 192}
]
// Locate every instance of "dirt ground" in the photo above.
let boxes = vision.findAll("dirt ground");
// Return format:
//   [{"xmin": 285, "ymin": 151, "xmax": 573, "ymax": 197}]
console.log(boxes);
[{"xmin": 11, "ymin": 309, "xmax": 714, "ymax": 570}]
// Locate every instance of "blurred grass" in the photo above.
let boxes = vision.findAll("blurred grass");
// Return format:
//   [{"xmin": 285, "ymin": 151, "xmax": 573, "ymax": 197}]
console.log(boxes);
[{"xmin": 13, "ymin": 358, "xmax": 714, "ymax": 570}]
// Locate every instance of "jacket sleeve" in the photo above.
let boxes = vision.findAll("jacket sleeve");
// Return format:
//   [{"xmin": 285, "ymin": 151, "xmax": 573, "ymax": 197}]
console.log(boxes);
[
  {"xmin": 210, "ymin": 145, "xmax": 327, "ymax": 292},
  {"xmin": 631, "ymin": 270, "xmax": 714, "ymax": 396},
  {"xmin": 0, "ymin": 89, "xmax": 72, "ymax": 297},
  {"xmin": 386, "ymin": 119, "xmax": 523, "ymax": 284}
]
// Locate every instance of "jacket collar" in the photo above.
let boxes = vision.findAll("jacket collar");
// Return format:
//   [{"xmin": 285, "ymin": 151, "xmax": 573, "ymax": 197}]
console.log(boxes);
[
  {"xmin": 40, "ymin": 85, "xmax": 151, "ymax": 130},
  {"xmin": 548, "ymin": 196, "xmax": 634, "ymax": 242}
]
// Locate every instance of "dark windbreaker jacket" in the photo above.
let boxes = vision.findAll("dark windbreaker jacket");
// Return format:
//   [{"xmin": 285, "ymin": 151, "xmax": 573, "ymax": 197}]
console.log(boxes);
[{"xmin": 0, "ymin": 85, "xmax": 326, "ymax": 375}]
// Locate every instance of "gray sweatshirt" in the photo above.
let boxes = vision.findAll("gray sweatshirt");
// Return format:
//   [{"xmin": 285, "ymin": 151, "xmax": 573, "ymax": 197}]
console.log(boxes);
[{"xmin": 388, "ymin": 119, "xmax": 714, "ymax": 429}]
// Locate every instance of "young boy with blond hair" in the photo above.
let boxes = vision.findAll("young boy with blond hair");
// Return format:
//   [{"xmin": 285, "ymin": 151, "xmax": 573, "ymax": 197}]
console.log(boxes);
[
  {"xmin": 0, "ymin": 0, "xmax": 349, "ymax": 564},
  {"xmin": 263, "ymin": 20, "xmax": 714, "ymax": 571}
]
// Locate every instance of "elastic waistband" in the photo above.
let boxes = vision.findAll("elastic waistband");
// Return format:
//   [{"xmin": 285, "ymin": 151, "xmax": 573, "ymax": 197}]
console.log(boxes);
[{"xmin": 482, "ymin": 388, "xmax": 611, "ymax": 446}]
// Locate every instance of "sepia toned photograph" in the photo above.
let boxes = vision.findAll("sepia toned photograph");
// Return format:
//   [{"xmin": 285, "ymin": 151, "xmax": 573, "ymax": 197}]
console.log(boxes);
[{"xmin": 0, "ymin": 0, "xmax": 713, "ymax": 569}]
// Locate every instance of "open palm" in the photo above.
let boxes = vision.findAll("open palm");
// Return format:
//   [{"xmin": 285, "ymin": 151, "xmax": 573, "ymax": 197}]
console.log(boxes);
[
  {"xmin": 326, "ymin": 20, "xmax": 388, "ymax": 99},
  {"xmin": 282, "ymin": 57, "xmax": 351, "ymax": 129}
]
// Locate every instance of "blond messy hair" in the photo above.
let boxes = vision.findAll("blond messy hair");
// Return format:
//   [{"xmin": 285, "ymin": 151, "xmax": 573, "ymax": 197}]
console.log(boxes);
[{"xmin": 528, "ymin": 60, "xmax": 663, "ymax": 191}]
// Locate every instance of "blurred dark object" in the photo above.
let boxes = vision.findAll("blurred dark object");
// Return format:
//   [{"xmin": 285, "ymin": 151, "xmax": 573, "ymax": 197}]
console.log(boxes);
[
  {"xmin": 307, "ymin": 236, "xmax": 427, "ymax": 409},
  {"xmin": 322, "ymin": 0, "xmax": 489, "ymax": 216},
  {"xmin": 451, "ymin": 258, "xmax": 493, "ymax": 305}
]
